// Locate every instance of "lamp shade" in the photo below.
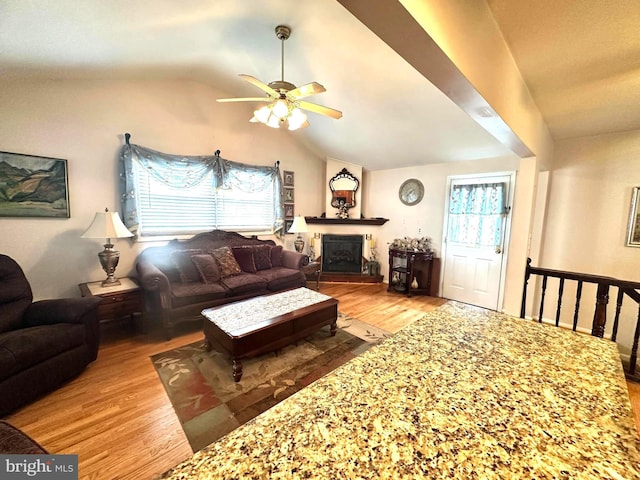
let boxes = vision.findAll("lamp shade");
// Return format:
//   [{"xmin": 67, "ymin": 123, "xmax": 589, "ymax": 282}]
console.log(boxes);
[
  {"xmin": 288, "ymin": 215, "xmax": 309, "ymax": 234},
  {"xmin": 81, "ymin": 209, "xmax": 134, "ymax": 240},
  {"xmin": 250, "ymin": 99, "xmax": 310, "ymax": 131}
]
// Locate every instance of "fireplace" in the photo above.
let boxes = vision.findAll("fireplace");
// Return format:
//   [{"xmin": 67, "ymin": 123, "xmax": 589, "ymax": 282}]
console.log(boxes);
[{"xmin": 321, "ymin": 234, "xmax": 363, "ymax": 273}]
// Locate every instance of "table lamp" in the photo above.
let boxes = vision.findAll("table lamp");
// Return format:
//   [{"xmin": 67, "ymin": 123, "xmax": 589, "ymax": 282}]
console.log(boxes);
[
  {"xmin": 81, "ymin": 208, "xmax": 134, "ymax": 286},
  {"xmin": 288, "ymin": 215, "xmax": 309, "ymax": 253}
]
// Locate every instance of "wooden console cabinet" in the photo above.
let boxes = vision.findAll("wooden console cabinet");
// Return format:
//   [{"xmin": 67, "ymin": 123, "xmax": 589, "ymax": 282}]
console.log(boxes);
[{"xmin": 388, "ymin": 248, "xmax": 438, "ymax": 297}]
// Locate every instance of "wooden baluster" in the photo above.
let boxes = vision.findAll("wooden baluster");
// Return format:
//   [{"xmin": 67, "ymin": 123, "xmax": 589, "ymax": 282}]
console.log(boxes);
[
  {"xmin": 591, "ymin": 283, "xmax": 609, "ymax": 337},
  {"xmin": 520, "ymin": 258, "xmax": 532, "ymax": 318},
  {"xmin": 612, "ymin": 288, "xmax": 624, "ymax": 342},
  {"xmin": 628, "ymin": 304, "xmax": 640, "ymax": 377},
  {"xmin": 387, "ymin": 250, "xmax": 394, "ymax": 292},
  {"xmin": 572, "ymin": 280, "xmax": 583, "ymax": 331},
  {"xmin": 538, "ymin": 275, "xmax": 548, "ymax": 323},
  {"xmin": 555, "ymin": 278, "xmax": 565, "ymax": 327}
]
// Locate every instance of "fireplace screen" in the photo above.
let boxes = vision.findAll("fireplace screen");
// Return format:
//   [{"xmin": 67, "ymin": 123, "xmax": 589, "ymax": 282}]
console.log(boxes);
[{"xmin": 321, "ymin": 234, "xmax": 363, "ymax": 273}]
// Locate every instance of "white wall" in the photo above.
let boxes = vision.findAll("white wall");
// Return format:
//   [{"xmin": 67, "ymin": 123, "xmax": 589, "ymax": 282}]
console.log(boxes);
[
  {"xmin": 543, "ymin": 130, "xmax": 640, "ymax": 275},
  {"xmin": 0, "ymin": 78, "xmax": 325, "ymax": 299},
  {"xmin": 365, "ymin": 154, "xmax": 536, "ymax": 314},
  {"xmin": 531, "ymin": 129, "xmax": 640, "ymax": 355}
]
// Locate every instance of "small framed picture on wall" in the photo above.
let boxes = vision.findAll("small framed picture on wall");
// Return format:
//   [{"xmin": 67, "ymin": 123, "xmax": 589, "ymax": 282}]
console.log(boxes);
[
  {"xmin": 284, "ymin": 219, "xmax": 293, "ymax": 233},
  {"xmin": 283, "ymin": 171, "xmax": 294, "ymax": 187},
  {"xmin": 626, "ymin": 186, "xmax": 640, "ymax": 247},
  {"xmin": 284, "ymin": 204, "xmax": 294, "ymax": 218},
  {"xmin": 284, "ymin": 187, "xmax": 294, "ymax": 203}
]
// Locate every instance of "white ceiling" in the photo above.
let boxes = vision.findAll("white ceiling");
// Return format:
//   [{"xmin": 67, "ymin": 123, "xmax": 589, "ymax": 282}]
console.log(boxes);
[
  {"xmin": 1, "ymin": 1, "xmax": 638, "ymax": 171},
  {"xmin": 487, "ymin": 0, "xmax": 640, "ymax": 140}
]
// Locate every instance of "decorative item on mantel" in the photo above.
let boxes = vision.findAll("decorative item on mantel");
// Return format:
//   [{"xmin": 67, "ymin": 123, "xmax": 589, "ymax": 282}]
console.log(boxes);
[
  {"xmin": 390, "ymin": 236, "xmax": 433, "ymax": 252},
  {"xmin": 336, "ymin": 200, "xmax": 349, "ymax": 219}
]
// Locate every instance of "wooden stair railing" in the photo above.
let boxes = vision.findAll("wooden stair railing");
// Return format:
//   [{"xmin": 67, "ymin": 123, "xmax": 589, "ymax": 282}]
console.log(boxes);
[{"xmin": 521, "ymin": 258, "xmax": 640, "ymax": 378}]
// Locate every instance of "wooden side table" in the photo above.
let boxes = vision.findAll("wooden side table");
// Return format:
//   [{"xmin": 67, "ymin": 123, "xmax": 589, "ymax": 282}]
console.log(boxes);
[
  {"xmin": 78, "ymin": 277, "xmax": 143, "ymax": 328},
  {"xmin": 302, "ymin": 261, "xmax": 321, "ymax": 290}
]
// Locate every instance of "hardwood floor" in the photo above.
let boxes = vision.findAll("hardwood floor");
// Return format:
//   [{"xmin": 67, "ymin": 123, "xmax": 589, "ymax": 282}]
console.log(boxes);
[{"xmin": 5, "ymin": 283, "xmax": 639, "ymax": 479}]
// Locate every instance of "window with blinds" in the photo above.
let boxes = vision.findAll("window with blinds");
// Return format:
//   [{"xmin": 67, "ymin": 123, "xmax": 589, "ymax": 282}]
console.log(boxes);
[{"xmin": 133, "ymin": 164, "xmax": 276, "ymax": 236}]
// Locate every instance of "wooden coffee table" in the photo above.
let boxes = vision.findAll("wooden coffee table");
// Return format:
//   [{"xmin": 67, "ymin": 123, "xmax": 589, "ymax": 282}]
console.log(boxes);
[{"xmin": 201, "ymin": 288, "xmax": 338, "ymax": 382}]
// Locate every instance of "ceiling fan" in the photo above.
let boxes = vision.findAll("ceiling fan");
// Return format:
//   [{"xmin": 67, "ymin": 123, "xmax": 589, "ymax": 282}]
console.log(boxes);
[{"xmin": 216, "ymin": 25, "xmax": 342, "ymax": 131}]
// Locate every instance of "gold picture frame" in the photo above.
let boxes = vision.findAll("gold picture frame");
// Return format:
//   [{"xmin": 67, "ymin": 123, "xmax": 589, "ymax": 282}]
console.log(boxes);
[
  {"xmin": 626, "ymin": 187, "xmax": 640, "ymax": 247},
  {"xmin": 0, "ymin": 151, "xmax": 70, "ymax": 218}
]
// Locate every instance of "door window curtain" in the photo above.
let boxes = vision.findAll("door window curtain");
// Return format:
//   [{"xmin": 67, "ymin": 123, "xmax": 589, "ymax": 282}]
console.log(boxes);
[
  {"xmin": 447, "ymin": 183, "xmax": 506, "ymax": 247},
  {"xmin": 119, "ymin": 142, "xmax": 284, "ymax": 237}
]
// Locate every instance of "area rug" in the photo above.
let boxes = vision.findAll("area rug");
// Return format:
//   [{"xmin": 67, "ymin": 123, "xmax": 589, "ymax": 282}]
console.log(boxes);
[{"xmin": 151, "ymin": 312, "xmax": 390, "ymax": 451}]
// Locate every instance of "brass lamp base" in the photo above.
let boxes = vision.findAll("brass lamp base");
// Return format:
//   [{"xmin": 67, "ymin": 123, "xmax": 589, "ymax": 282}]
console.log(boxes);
[{"xmin": 98, "ymin": 243, "xmax": 122, "ymax": 286}]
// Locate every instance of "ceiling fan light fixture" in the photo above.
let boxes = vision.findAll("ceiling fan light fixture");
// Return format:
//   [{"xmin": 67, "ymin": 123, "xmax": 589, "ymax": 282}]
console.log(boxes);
[
  {"xmin": 266, "ymin": 114, "xmax": 281, "ymax": 129},
  {"xmin": 287, "ymin": 108, "xmax": 307, "ymax": 130},
  {"xmin": 218, "ymin": 24, "xmax": 341, "ymax": 129},
  {"xmin": 272, "ymin": 99, "xmax": 289, "ymax": 119},
  {"xmin": 254, "ymin": 105, "xmax": 272, "ymax": 123}
]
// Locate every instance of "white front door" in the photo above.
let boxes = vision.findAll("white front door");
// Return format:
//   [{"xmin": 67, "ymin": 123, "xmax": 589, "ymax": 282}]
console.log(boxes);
[{"xmin": 441, "ymin": 173, "xmax": 515, "ymax": 310}]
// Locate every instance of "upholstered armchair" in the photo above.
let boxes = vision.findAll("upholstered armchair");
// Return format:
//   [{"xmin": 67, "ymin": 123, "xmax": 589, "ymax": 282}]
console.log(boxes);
[{"xmin": 0, "ymin": 254, "xmax": 101, "ymax": 416}]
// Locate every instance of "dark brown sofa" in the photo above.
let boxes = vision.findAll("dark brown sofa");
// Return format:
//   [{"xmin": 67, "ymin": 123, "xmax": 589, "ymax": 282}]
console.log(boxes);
[
  {"xmin": 135, "ymin": 230, "xmax": 308, "ymax": 338},
  {"xmin": 0, "ymin": 254, "xmax": 101, "ymax": 416}
]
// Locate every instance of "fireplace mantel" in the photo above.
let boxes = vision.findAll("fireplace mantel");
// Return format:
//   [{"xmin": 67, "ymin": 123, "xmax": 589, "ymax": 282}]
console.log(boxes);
[{"xmin": 304, "ymin": 217, "xmax": 389, "ymax": 226}]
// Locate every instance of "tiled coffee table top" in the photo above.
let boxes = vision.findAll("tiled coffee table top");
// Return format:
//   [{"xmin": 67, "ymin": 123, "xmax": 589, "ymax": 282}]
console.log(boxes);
[{"xmin": 201, "ymin": 287, "xmax": 332, "ymax": 335}]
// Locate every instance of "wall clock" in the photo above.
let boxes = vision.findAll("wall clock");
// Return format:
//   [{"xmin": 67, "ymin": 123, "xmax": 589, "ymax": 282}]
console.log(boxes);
[{"xmin": 399, "ymin": 179, "xmax": 424, "ymax": 206}]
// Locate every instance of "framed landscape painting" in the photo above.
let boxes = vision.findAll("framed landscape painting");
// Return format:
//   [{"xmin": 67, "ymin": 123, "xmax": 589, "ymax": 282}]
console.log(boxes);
[
  {"xmin": 0, "ymin": 151, "xmax": 70, "ymax": 218},
  {"xmin": 627, "ymin": 186, "xmax": 640, "ymax": 247}
]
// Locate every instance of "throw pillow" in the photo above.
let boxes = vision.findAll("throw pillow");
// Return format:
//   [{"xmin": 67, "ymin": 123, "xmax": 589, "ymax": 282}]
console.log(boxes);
[
  {"xmin": 190, "ymin": 254, "xmax": 221, "ymax": 284},
  {"xmin": 232, "ymin": 247, "xmax": 257, "ymax": 273},
  {"xmin": 211, "ymin": 246, "xmax": 242, "ymax": 277},
  {"xmin": 252, "ymin": 244, "xmax": 273, "ymax": 270},
  {"xmin": 172, "ymin": 249, "xmax": 202, "ymax": 283},
  {"xmin": 270, "ymin": 245, "xmax": 283, "ymax": 267}
]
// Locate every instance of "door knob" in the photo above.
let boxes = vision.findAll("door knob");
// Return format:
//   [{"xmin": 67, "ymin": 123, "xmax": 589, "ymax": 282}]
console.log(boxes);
[{"xmin": 495, "ymin": 246, "xmax": 502, "ymax": 254}]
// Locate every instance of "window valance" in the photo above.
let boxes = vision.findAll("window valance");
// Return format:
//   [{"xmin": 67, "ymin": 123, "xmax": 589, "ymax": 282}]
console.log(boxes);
[{"xmin": 118, "ymin": 135, "xmax": 284, "ymax": 237}]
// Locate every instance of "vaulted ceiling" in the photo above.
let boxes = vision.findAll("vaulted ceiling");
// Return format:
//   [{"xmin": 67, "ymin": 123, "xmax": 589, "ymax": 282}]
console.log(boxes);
[{"xmin": 1, "ymin": 1, "xmax": 638, "ymax": 171}]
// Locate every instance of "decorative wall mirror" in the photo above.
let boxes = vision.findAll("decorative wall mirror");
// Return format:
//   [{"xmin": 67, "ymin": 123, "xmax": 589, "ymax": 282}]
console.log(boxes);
[{"xmin": 329, "ymin": 168, "xmax": 360, "ymax": 210}]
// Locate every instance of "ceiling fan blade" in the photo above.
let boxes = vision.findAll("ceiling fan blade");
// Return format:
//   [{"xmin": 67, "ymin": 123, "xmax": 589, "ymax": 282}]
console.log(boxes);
[
  {"xmin": 239, "ymin": 74, "xmax": 279, "ymax": 97},
  {"xmin": 298, "ymin": 101, "xmax": 343, "ymax": 119},
  {"xmin": 216, "ymin": 97, "xmax": 271, "ymax": 103},
  {"xmin": 287, "ymin": 82, "xmax": 326, "ymax": 99}
]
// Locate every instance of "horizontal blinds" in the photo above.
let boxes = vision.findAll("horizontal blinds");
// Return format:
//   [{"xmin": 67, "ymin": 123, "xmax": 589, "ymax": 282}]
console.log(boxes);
[
  {"xmin": 214, "ymin": 189, "xmax": 274, "ymax": 231},
  {"xmin": 134, "ymin": 164, "xmax": 275, "ymax": 236}
]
